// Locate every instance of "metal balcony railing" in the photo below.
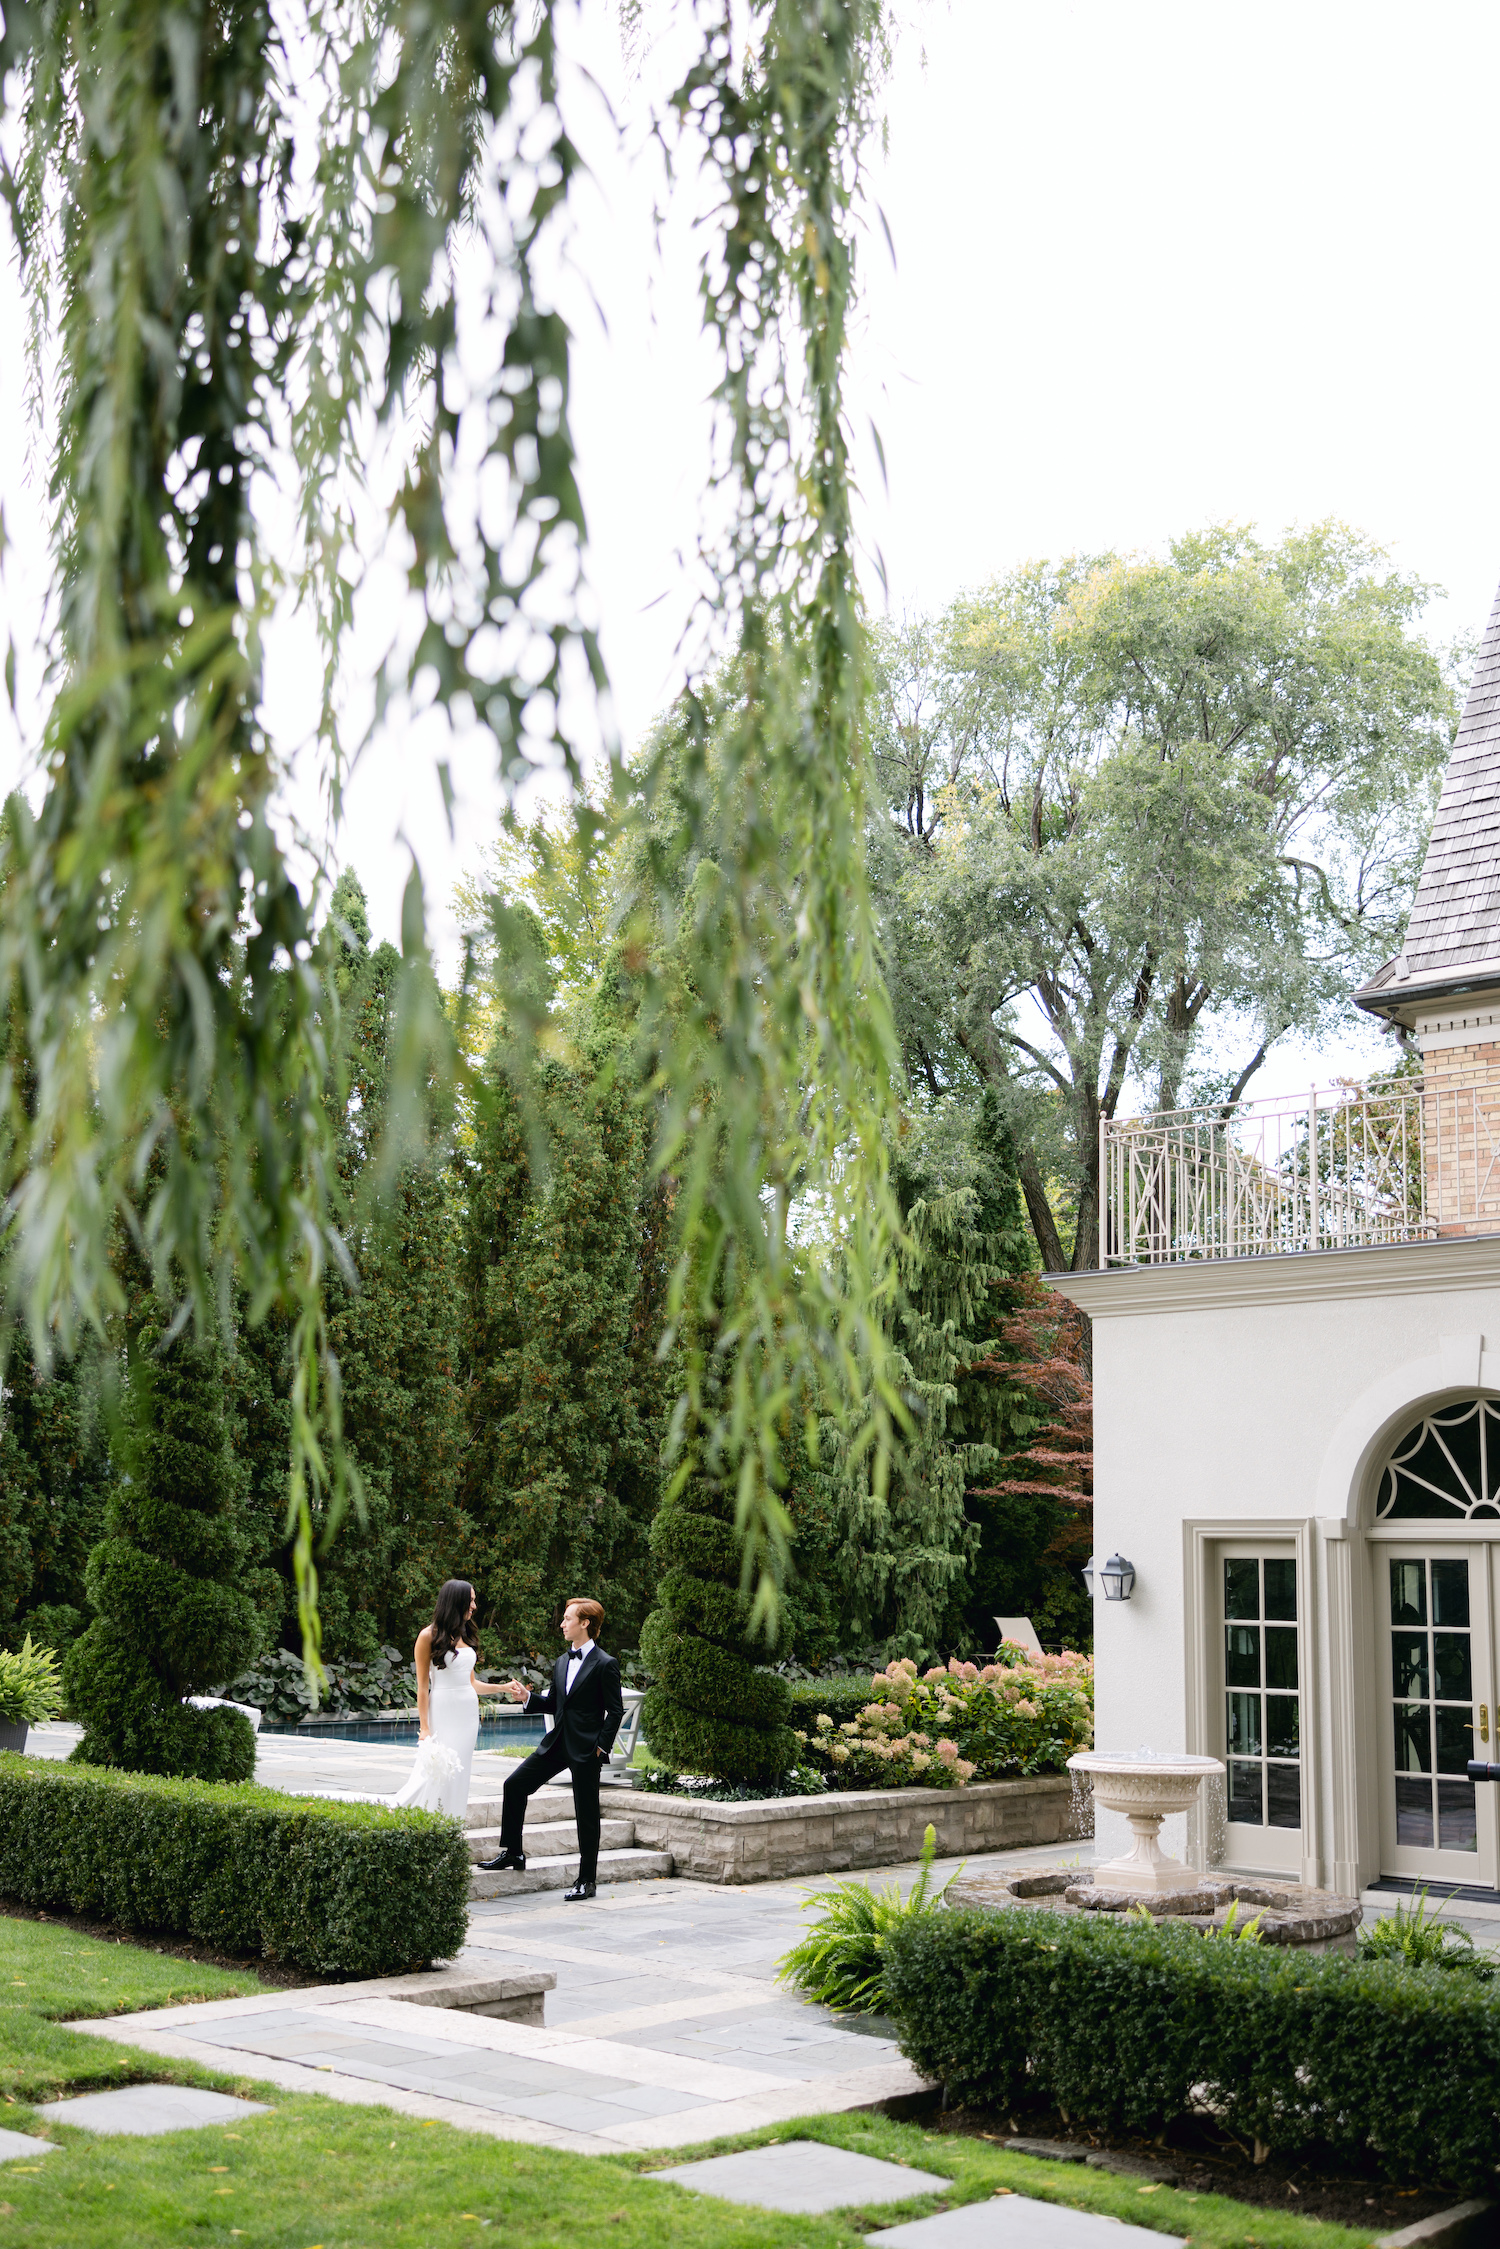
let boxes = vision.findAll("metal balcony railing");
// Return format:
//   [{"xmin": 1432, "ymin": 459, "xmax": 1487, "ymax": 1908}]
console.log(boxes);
[{"xmin": 1101, "ymin": 1077, "xmax": 1500, "ymax": 1266}]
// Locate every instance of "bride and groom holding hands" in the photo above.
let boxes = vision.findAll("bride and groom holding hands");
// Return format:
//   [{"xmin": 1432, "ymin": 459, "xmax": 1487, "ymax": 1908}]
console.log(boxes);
[{"xmin": 394, "ymin": 1580, "xmax": 624, "ymax": 1903}]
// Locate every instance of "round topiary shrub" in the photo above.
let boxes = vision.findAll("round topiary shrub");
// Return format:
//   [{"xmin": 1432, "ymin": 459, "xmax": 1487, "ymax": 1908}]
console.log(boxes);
[
  {"xmin": 640, "ymin": 1464, "xmax": 796, "ymax": 1787},
  {"xmin": 64, "ymin": 1304, "xmax": 264, "ymax": 1782}
]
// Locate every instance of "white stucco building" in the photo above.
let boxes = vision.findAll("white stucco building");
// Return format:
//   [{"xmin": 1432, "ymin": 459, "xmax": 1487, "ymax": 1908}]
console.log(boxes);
[{"xmin": 1050, "ymin": 585, "xmax": 1500, "ymax": 1901}]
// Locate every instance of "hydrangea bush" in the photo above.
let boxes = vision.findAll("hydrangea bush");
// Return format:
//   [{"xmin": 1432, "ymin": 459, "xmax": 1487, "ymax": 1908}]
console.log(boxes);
[{"xmin": 793, "ymin": 1648, "xmax": 1094, "ymax": 1791}]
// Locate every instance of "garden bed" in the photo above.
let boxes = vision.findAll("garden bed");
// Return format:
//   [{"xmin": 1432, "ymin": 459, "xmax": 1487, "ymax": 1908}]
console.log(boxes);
[
  {"xmin": 927, "ymin": 2105, "xmax": 1467, "ymax": 2233},
  {"xmin": 627, "ymin": 1772, "xmax": 1091, "ymax": 1884}
]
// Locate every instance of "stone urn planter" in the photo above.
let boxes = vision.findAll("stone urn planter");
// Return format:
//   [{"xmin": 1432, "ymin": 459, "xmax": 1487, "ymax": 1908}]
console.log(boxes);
[
  {"xmin": 1067, "ymin": 1749, "xmax": 1223, "ymax": 1894},
  {"xmin": 0, "ymin": 1720, "xmax": 29, "ymax": 1756}
]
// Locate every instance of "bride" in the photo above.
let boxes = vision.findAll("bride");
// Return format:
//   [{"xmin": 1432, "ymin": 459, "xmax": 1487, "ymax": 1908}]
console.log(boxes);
[{"xmin": 392, "ymin": 1579, "xmax": 510, "ymax": 1817}]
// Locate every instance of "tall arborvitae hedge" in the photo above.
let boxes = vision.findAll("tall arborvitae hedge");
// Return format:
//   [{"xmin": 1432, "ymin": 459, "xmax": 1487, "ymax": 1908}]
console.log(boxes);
[
  {"xmin": 459, "ymin": 1044, "xmax": 668, "ymax": 1653},
  {"xmin": 64, "ymin": 1299, "xmax": 265, "ymax": 1780},
  {"xmin": 640, "ymin": 1348, "xmax": 796, "ymax": 1785},
  {"xmin": 318, "ymin": 872, "xmax": 471, "ymax": 1658}
]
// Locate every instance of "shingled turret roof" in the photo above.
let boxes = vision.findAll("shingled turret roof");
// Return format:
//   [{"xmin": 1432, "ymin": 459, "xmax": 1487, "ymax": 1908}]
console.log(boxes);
[{"xmin": 1357, "ymin": 576, "xmax": 1500, "ymax": 1020}]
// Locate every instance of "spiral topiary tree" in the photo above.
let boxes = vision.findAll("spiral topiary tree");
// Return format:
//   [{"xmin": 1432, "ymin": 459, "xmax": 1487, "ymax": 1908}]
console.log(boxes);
[
  {"xmin": 640, "ymin": 1388, "xmax": 797, "ymax": 1786},
  {"xmin": 65, "ymin": 1303, "xmax": 264, "ymax": 1781}
]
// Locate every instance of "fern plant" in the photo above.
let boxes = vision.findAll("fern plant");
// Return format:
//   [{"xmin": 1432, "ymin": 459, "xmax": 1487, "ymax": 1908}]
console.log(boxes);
[
  {"xmin": 777, "ymin": 1823, "xmax": 954, "ymax": 2014},
  {"xmin": 0, "ymin": 1637, "xmax": 64, "ymax": 1727},
  {"xmin": 1358, "ymin": 1889, "xmax": 1493, "ymax": 1977}
]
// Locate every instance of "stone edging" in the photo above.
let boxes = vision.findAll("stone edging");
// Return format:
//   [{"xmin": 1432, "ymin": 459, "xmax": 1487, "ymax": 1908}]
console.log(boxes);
[{"xmin": 626, "ymin": 1773, "xmax": 1091, "ymax": 1885}]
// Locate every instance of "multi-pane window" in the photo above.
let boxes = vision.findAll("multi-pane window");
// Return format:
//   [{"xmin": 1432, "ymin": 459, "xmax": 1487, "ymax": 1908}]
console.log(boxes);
[
  {"xmin": 1390, "ymin": 1558, "xmax": 1477, "ymax": 1852},
  {"xmin": 1225, "ymin": 1557, "xmax": 1301, "ymax": 1829}
]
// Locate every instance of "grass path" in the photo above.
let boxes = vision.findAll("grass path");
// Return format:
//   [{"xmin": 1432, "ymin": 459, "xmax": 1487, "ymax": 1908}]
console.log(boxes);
[{"xmin": 0, "ymin": 1912, "xmax": 1384, "ymax": 2249}]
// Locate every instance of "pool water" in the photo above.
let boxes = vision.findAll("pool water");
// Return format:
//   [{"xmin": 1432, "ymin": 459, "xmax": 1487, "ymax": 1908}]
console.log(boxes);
[{"xmin": 259, "ymin": 1714, "xmax": 548, "ymax": 1748}]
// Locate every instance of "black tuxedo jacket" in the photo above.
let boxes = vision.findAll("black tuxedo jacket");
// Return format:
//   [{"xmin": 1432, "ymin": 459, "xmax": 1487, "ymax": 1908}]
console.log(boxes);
[{"xmin": 528, "ymin": 1644, "xmax": 624, "ymax": 1759}]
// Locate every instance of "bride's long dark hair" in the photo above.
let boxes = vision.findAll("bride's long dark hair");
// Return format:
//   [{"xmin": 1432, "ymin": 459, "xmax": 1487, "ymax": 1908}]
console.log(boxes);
[{"xmin": 429, "ymin": 1579, "xmax": 477, "ymax": 1670}]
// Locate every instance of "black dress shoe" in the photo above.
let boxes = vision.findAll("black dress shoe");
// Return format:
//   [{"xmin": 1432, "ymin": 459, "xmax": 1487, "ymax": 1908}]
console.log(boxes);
[
  {"xmin": 563, "ymin": 1878, "xmax": 597, "ymax": 1901},
  {"xmin": 475, "ymin": 1848, "xmax": 525, "ymax": 1872}
]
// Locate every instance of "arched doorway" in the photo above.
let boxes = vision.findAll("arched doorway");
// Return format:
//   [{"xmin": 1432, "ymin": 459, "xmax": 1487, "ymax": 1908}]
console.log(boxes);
[{"xmin": 1370, "ymin": 1397, "xmax": 1500, "ymax": 1888}]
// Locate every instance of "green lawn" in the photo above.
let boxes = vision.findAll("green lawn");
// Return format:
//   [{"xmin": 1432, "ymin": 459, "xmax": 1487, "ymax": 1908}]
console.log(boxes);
[{"xmin": 0, "ymin": 1912, "xmax": 1384, "ymax": 2249}]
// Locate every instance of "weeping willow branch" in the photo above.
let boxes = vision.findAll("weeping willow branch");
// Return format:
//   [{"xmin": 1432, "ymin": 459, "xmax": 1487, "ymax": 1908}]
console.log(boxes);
[
  {"xmin": 635, "ymin": 0, "xmax": 906, "ymax": 1633},
  {"xmin": 0, "ymin": 0, "xmax": 904, "ymax": 1664}
]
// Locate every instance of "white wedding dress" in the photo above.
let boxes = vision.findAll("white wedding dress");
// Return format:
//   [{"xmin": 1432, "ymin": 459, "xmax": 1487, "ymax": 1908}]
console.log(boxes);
[{"xmin": 393, "ymin": 1646, "xmax": 479, "ymax": 1818}]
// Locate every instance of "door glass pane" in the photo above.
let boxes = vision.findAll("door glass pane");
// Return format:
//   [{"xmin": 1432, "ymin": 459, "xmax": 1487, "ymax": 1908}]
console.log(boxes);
[
  {"xmin": 1394, "ymin": 1704, "xmax": 1432, "ymax": 1772},
  {"xmin": 1228, "ymin": 1760, "xmax": 1263, "ymax": 1823},
  {"xmin": 1267, "ymin": 1763, "xmax": 1301, "ymax": 1829},
  {"xmin": 1437, "ymin": 1779, "xmax": 1478, "ymax": 1852},
  {"xmin": 1228, "ymin": 1692, "xmax": 1262, "ymax": 1755},
  {"xmin": 1263, "ymin": 1559, "xmax": 1297, "ymax": 1620},
  {"xmin": 1225, "ymin": 1625, "xmax": 1260, "ymax": 1687},
  {"xmin": 1432, "ymin": 1560, "xmax": 1471, "ymax": 1627},
  {"xmin": 1433, "ymin": 1633, "xmax": 1473, "ymax": 1701},
  {"xmin": 1436, "ymin": 1708, "xmax": 1474, "ymax": 1774},
  {"xmin": 1266, "ymin": 1696, "xmax": 1300, "ymax": 1758},
  {"xmin": 1391, "ymin": 1632, "xmax": 1428, "ymax": 1698},
  {"xmin": 1223, "ymin": 1555, "xmax": 1300, "ymax": 1834},
  {"xmin": 1265, "ymin": 1627, "xmax": 1298, "ymax": 1690},
  {"xmin": 1396, "ymin": 1774, "xmax": 1434, "ymax": 1846},
  {"xmin": 1388, "ymin": 1556, "xmax": 1477, "ymax": 1858},
  {"xmin": 1225, "ymin": 1559, "xmax": 1260, "ymax": 1620},
  {"xmin": 1390, "ymin": 1560, "xmax": 1427, "ymax": 1625}
]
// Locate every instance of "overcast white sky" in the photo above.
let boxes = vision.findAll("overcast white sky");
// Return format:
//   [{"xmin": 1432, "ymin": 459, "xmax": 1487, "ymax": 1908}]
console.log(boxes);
[{"xmin": 4, "ymin": 0, "xmax": 1499, "ymax": 1100}]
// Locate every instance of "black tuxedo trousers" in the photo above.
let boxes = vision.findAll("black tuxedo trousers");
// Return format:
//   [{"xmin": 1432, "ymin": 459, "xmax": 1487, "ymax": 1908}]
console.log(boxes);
[{"xmin": 501, "ymin": 1647, "xmax": 623, "ymax": 1884}]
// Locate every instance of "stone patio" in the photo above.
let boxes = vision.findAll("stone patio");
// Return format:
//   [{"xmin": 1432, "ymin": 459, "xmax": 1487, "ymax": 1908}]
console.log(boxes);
[
  {"xmin": 33, "ymin": 2085, "xmax": 269, "ymax": 2135},
  {"xmin": 654, "ymin": 2139, "xmax": 950, "ymax": 2212}
]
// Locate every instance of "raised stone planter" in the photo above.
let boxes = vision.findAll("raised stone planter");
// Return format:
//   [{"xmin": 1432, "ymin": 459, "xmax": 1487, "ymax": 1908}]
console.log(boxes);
[
  {"xmin": 946, "ymin": 1865, "xmax": 1362, "ymax": 1951},
  {"xmin": 626, "ymin": 1773, "xmax": 1090, "ymax": 1885}
]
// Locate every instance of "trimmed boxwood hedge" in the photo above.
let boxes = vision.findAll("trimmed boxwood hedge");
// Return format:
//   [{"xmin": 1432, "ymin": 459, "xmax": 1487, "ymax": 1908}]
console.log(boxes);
[
  {"xmin": 787, "ymin": 1678, "xmax": 880, "ymax": 1728},
  {"xmin": 883, "ymin": 1905, "xmax": 1500, "ymax": 2191},
  {"xmin": 0, "ymin": 1755, "xmax": 469, "ymax": 1978}
]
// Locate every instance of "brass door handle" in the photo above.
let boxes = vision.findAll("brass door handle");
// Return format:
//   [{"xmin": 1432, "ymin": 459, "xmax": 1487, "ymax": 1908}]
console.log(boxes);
[{"xmin": 1469, "ymin": 1706, "xmax": 1492, "ymax": 1742}]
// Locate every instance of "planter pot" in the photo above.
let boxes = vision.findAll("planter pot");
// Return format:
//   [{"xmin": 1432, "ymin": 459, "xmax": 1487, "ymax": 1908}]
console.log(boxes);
[{"xmin": 0, "ymin": 1720, "xmax": 29, "ymax": 1756}]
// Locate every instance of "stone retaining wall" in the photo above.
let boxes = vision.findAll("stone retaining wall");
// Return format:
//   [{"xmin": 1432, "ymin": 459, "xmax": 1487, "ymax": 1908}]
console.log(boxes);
[{"xmin": 626, "ymin": 1773, "xmax": 1090, "ymax": 1885}]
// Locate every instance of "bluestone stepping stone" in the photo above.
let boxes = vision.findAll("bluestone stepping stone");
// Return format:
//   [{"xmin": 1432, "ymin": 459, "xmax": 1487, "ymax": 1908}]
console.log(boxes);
[
  {"xmin": 653, "ymin": 2141, "xmax": 950, "ymax": 2214},
  {"xmin": 865, "ymin": 2197, "xmax": 1167, "ymax": 2246},
  {"xmin": 0, "ymin": 2127, "xmax": 56, "ymax": 2163},
  {"xmin": 33, "ymin": 2085, "xmax": 269, "ymax": 2137}
]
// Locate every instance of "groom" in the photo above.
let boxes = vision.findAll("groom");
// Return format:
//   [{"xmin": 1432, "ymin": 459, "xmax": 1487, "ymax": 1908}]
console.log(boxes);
[{"xmin": 478, "ymin": 1597, "xmax": 624, "ymax": 1902}]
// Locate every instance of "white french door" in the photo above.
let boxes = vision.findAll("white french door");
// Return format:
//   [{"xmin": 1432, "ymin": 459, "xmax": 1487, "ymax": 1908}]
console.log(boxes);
[
  {"xmin": 1218, "ymin": 1545, "xmax": 1303, "ymax": 1873},
  {"xmin": 1377, "ymin": 1544, "xmax": 1498, "ymax": 1888}
]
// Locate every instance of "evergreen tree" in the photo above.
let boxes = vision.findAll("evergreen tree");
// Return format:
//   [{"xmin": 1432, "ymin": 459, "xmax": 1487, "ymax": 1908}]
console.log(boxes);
[
  {"xmin": 0, "ymin": 911, "xmax": 113, "ymax": 1656},
  {"xmin": 639, "ymin": 1342, "xmax": 797, "ymax": 1784},
  {"xmin": 825, "ymin": 1191, "xmax": 995, "ymax": 1657},
  {"xmin": 459, "ymin": 1049, "xmax": 667, "ymax": 1652},
  {"xmin": 318, "ymin": 876, "xmax": 472, "ymax": 1657},
  {"xmin": 0, "ymin": 1330, "xmax": 113, "ymax": 1658},
  {"xmin": 65, "ymin": 1289, "xmax": 266, "ymax": 1779}
]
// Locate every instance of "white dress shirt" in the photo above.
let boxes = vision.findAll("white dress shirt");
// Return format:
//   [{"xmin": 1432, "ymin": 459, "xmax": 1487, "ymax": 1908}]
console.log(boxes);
[{"xmin": 524, "ymin": 1638, "xmax": 594, "ymax": 1711}]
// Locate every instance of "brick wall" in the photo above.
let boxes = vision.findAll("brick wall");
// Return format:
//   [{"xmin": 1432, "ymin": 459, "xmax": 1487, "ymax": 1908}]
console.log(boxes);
[{"xmin": 1420, "ymin": 1033, "xmax": 1500, "ymax": 1233}]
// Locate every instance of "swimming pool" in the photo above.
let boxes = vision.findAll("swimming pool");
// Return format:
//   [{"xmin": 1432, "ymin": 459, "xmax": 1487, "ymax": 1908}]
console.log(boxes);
[{"xmin": 258, "ymin": 1714, "xmax": 548, "ymax": 1748}]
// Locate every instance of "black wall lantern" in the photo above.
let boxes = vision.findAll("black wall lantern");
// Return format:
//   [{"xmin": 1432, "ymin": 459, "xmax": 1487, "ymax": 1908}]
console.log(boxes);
[
  {"xmin": 1099, "ymin": 1553, "xmax": 1136, "ymax": 1602},
  {"xmin": 1081, "ymin": 1556, "xmax": 1096, "ymax": 1597}
]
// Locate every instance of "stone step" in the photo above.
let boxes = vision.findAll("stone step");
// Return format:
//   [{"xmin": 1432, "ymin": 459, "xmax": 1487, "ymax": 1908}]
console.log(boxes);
[
  {"xmin": 467, "ymin": 1846, "xmax": 673, "ymax": 1900},
  {"xmin": 463, "ymin": 1818, "xmax": 635, "ymax": 1863},
  {"xmin": 463, "ymin": 1789, "xmax": 575, "ymax": 1830}
]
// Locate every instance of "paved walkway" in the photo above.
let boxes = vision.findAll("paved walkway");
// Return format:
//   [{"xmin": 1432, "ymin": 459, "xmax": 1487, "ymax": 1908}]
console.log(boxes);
[{"xmin": 65, "ymin": 1847, "xmax": 1081, "ymax": 2152}]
